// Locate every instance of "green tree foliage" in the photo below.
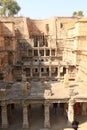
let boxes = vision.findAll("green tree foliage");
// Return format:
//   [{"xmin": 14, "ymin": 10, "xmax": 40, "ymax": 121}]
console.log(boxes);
[
  {"xmin": 72, "ymin": 11, "xmax": 84, "ymax": 17},
  {"xmin": 72, "ymin": 11, "xmax": 77, "ymax": 17},
  {"xmin": 0, "ymin": 0, "xmax": 21, "ymax": 16},
  {"xmin": 77, "ymin": 11, "xmax": 84, "ymax": 17}
]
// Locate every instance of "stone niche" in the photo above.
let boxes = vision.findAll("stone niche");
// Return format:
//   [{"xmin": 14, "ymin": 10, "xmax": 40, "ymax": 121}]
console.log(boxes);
[{"xmin": 0, "ymin": 89, "xmax": 7, "ymax": 99}]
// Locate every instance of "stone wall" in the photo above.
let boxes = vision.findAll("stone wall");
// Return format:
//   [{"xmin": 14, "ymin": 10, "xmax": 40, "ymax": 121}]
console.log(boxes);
[
  {"xmin": 0, "ymin": 16, "xmax": 85, "ymax": 81},
  {"xmin": 63, "ymin": 17, "xmax": 87, "ymax": 82}
]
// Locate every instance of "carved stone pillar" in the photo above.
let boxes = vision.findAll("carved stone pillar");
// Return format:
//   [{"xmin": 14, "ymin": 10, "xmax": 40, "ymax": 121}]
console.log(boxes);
[
  {"xmin": 49, "ymin": 66, "xmax": 51, "ymax": 77},
  {"xmin": 58, "ymin": 66, "xmax": 60, "ymax": 78},
  {"xmin": 64, "ymin": 74, "xmax": 69, "ymax": 87},
  {"xmin": 50, "ymin": 49, "xmax": 51, "ymax": 56},
  {"xmin": 44, "ymin": 48, "xmax": 46, "ymax": 57},
  {"xmin": 66, "ymin": 66, "xmax": 69, "ymax": 74},
  {"xmin": 44, "ymin": 101, "xmax": 50, "ymax": 128},
  {"xmin": 22, "ymin": 81, "xmax": 28, "ymax": 97},
  {"xmin": 23, "ymin": 105, "xmax": 29, "ymax": 128},
  {"xmin": 82, "ymin": 103, "xmax": 87, "ymax": 115},
  {"xmin": 39, "ymin": 67, "xmax": 41, "ymax": 78},
  {"xmin": 1, "ymin": 103, "xmax": 8, "ymax": 128},
  {"xmin": 30, "ymin": 68, "xmax": 33, "ymax": 77},
  {"xmin": 68, "ymin": 99, "xmax": 75, "ymax": 123},
  {"xmin": 38, "ymin": 41, "xmax": 40, "ymax": 47},
  {"xmin": 38, "ymin": 49, "xmax": 39, "ymax": 57}
]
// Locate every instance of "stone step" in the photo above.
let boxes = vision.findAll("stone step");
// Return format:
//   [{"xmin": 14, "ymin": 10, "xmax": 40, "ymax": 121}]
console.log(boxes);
[{"xmin": 40, "ymin": 128, "xmax": 51, "ymax": 130}]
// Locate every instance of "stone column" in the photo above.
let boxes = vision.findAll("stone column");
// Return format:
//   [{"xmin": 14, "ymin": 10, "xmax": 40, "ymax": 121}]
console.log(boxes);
[
  {"xmin": 64, "ymin": 73, "xmax": 69, "ymax": 88},
  {"xmin": 1, "ymin": 104, "xmax": 8, "ymax": 128},
  {"xmin": 30, "ymin": 68, "xmax": 33, "ymax": 77},
  {"xmin": 44, "ymin": 101, "xmax": 50, "ymax": 128},
  {"xmin": 38, "ymin": 49, "xmax": 39, "ymax": 57},
  {"xmin": 39, "ymin": 67, "xmax": 41, "ymax": 78},
  {"xmin": 66, "ymin": 66, "xmax": 69, "ymax": 74},
  {"xmin": 50, "ymin": 49, "xmax": 51, "ymax": 56},
  {"xmin": 68, "ymin": 99, "xmax": 74, "ymax": 123},
  {"xmin": 22, "ymin": 82, "xmax": 28, "ymax": 97},
  {"xmin": 38, "ymin": 41, "xmax": 40, "ymax": 47},
  {"xmin": 44, "ymin": 48, "xmax": 46, "ymax": 57},
  {"xmin": 58, "ymin": 66, "xmax": 60, "ymax": 78},
  {"xmin": 49, "ymin": 66, "xmax": 51, "ymax": 77},
  {"xmin": 82, "ymin": 103, "xmax": 87, "ymax": 115},
  {"xmin": 23, "ymin": 104, "xmax": 29, "ymax": 128}
]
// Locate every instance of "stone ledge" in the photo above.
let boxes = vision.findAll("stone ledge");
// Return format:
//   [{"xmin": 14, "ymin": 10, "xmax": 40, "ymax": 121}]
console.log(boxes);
[
  {"xmin": 18, "ymin": 128, "xmax": 30, "ymax": 129},
  {"xmin": 40, "ymin": 128, "xmax": 51, "ymax": 130},
  {"xmin": 64, "ymin": 128, "xmax": 73, "ymax": 130}
]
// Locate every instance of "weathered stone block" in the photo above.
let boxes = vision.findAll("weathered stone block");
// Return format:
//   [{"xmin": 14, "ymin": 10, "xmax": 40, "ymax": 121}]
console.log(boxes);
[
  {"xmin": 44, "ymin": 89, "xmax": 51, "ymax": 97},
  {"xmin": 0, "ymin": 89, "xmax": 7, "ymax": 99},
  {"xmin": 22, "ymin": 82, "xmax": 28, "ymax": 96},
  {"xmin": 64, "ymin": 74, "xmax": 69, "ymax": 87}
]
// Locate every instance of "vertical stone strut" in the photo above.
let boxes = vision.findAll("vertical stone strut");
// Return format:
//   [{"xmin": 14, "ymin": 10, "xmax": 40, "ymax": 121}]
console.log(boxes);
[
  {"xmin": 49, "ymin": 65, "xmax": 51, "ymax": 77},
  {"xmin": 1, "ymin": 103, "xmax": 8, "ymax": 128},
  {"xmin": 44, "ymin": 48, "xmax": 46, "ymax": 57},
  {"xmin": 58, "ymin": 66, "xmax": 60, "ymax": 78},
  {"xmin": 30, "ymin": 68, "xmax": 33, "ymax": 77},
  {"xmin": 66, "ymin": 66, "xmax": 69, "ymax": 74},
  {"xmin": 23, "ymin": 104, "xmax": 29, "ymax": 128},
  {"xmin": 68, "ymin": 99, "xmax": 75, "ymax": 123},
  {"xmin": 82, "ymin": 103, "xmax": 87, "ymax": 115},
  {"xmin": 44, "ymin": 101, "xmax": 50, "ymax": 128},
  {"xmin": 64, "ymin": 73, "xmax": 69, "ymax": 87},
  {"xmin": 39, "ymin": 67, "xmax": 41, "ymax": 78}
]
